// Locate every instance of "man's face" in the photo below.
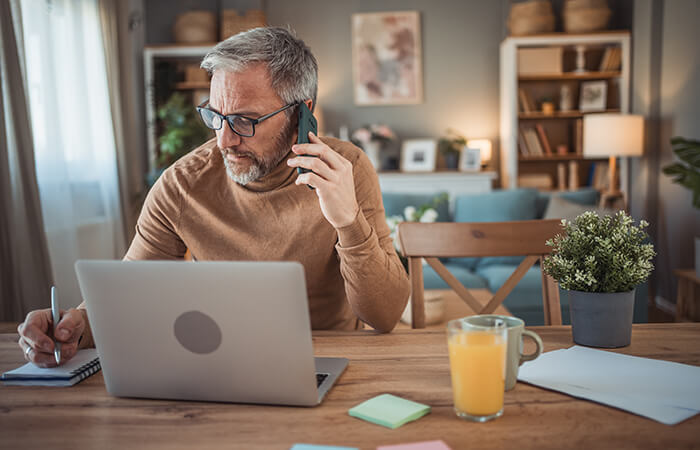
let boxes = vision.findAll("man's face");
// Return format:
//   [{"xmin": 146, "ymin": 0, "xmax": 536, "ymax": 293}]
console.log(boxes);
[{"xmin": 209, "ymin": 63, "xmax": 296, "ymax": 184}]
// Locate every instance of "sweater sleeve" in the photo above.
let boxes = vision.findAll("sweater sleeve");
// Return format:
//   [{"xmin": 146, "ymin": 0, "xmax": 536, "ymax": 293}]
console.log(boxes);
[
  {"xmin": 124, "ymin": 166, "xmax": 188, "ymax": 260},
  {"xmin": 334, "ymin": 148, "xmax": 411, "ymax": 332}
]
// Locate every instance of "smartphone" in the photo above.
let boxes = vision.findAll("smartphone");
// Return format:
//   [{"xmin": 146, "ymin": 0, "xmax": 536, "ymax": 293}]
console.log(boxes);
[{"xmin": 296, "ymin": 102, "xmax": 318, "ymax": 178}]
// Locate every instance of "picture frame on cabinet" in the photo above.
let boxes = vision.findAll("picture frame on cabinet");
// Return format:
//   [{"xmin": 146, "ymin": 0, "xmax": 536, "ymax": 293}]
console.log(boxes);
[
  {"xmin": 459, "ymin": 146, "xmax": 482, "ymax": 172},
  {"xmin": 579, "ymin": 80, "xmax": 607, "ymax": 112},
  {"xmin": 401, "ymin": 139, "xmax": 437, "ymax": 172}
]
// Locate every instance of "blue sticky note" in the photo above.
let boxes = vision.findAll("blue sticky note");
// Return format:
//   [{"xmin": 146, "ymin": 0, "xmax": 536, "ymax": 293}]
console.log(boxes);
[
  {"xmin": 348, "ymin": 394, "xmax": 431, "ymax": 429},
  {"xmin": 290, "ymin": 445, "xmax": 358, "ymax": 450}
]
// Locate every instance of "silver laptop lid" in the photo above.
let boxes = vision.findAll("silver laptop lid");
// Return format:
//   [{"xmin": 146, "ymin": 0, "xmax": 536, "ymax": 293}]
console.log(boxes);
[{"xmin": 75, "ymin": 260, "xmax": 320, "ymax": 406}]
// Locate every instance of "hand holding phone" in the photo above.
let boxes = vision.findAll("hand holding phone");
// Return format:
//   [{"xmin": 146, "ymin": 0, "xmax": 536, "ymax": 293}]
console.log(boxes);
[{"xmin": 296, "ymin": 102, "xmax": 318, "ymax": 187}]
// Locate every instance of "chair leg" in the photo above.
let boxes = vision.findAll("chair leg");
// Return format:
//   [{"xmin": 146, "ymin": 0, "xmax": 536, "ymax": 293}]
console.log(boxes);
[
  {"xmin": 408, "ymin": 257, "xmax": 426, "ymax": 329},
  {"xmin": 542, "ymin": 271, "xmax": 562, "ymax": 325}
]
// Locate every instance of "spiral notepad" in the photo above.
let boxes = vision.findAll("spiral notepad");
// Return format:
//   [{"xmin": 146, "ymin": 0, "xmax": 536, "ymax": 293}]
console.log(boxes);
[{"xmin": 1, "ymin": 349, "xmax": 100, "ymax": 386}]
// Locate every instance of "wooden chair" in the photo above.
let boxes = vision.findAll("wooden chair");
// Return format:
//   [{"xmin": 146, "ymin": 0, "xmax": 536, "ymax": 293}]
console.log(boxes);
[{"xmin": 397, "ymin": 219, "xmax": 564, "ymax": 328}]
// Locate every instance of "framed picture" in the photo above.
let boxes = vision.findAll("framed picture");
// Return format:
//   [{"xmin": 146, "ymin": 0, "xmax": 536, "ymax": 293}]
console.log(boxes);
[
  {"xmin": 351, "ymin": 11, "xmax": 423, "ymax": 105},
  {"xmin": 579, "ymin": 80, "xmax": 607, "ymax": 112},
  {"xmin": 401, "ymin": 139, "xmax": 436, "ymax": 172},
  {"xmin": 460, "ymin": 147, "xmax": 482, "ymax": 172}
]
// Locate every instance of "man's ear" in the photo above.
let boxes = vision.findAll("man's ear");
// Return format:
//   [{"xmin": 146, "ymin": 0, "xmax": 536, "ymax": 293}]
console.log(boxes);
[{"xmin": 305, "ymin": 99, "xmax": 314, "ymax": 113}]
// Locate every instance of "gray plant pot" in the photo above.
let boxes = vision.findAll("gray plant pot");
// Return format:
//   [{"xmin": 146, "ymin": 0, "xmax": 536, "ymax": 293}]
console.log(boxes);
[{"xmin": 566, "ymin": 289, "xmax": 635, "ymax": 348}]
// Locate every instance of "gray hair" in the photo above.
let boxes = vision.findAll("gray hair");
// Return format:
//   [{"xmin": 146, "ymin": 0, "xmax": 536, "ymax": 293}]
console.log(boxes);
[{"xmin": 201, "ymin": 27, "xmax": 318, "ymax": 112}]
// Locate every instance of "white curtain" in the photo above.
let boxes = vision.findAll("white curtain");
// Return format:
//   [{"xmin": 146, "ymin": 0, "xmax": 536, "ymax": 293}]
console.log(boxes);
[{"xmin": 19, "ymin": 0, "xmax": 126, "ymax": 308}]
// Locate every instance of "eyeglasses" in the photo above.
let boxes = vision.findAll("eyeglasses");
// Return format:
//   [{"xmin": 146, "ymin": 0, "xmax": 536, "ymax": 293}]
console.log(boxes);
[{"xmin": 196, "ymin": 100, "xmax": 297, "ymax": 138}]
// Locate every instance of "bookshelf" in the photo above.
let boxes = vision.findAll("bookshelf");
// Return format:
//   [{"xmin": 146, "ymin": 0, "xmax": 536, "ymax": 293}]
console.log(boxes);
[
  {"xmin": 499, "ymin": 31, "xmax": 631, "ymax": 192},
  {"xmin": 143, "ymin": 44, "xmax": 213, "ymax": 174}
]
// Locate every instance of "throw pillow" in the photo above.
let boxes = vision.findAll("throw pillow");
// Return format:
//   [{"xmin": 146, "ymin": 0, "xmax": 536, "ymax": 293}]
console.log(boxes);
[
  {"xmin": 452, "ymin": 188, "xmax": 539, "ymax": 269},
  {"xmin": 543, "ymin": 195, "xmax": 618, "ymax": 222}
]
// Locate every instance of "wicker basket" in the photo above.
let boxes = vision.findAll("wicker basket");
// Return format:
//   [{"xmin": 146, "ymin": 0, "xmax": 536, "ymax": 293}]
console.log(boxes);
[
  {"xmin": 508, "ymin": 0, "xmax": 556, "ymax": 36},
  {"xmin": 220, "ymin": 9, "xmax": 267, "ymax": 40},
  {"xmin": 172, "ymin": 11, "xmax": 217, "ymax": 44},
  {"xmin": 563, "ymin": 0, "xmax": 611, "ymax": 33}
]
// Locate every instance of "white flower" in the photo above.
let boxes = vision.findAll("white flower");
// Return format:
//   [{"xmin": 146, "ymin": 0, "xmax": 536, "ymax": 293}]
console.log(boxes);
[
  {"xmin": 404, "ymin": 206, "xmax": 417, "ymax": 222},
  {"xmin": 419, "ymin": 208, "xmax": 438, "ymax": 223}
]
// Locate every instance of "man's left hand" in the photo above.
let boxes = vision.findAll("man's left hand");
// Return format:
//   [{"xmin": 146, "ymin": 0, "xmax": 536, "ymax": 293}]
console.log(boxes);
[{"xmin": 288, "ymin": 132, "xmax": 360, "ymax": 229}]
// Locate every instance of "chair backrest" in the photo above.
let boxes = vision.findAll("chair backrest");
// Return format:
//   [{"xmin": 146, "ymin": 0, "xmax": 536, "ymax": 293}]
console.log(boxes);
[{"xmin": 397, "ymin": 219, "xmax": 564, "ymax": 328}]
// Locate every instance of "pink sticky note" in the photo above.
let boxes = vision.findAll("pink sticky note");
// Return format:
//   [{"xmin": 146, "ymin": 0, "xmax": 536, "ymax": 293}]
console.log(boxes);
[{"xmin": 377, "ymin": 440, "xmax": 451, "ymax": 450}]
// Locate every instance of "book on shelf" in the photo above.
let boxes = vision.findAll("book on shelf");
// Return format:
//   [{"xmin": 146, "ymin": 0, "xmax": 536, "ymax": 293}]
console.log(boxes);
[
  {"xmin": 518, "ymin": 129, "xmax": 530, "ymax": 156},
  {"xmin": 518, "ymin": 88, "xmax": 534, "ymax": 113},
  {"xmin": 599, "ymin": 47, "xmax": 621, "ymax": 72},
  {"xmin": 590, "ymin": 162, "xmax": 610, "ymax": 190},
  {"xmin": 535, "ymin": 124, "xmax": 553, "ymax": 155},
  {"xmin": 608, "ymin": 47, "xmax": 621, "ymax": 71},
  {"xmin": 518, "ymin": 173, "xmax": 553, "ymax": 190},
  {"xmin": 575, "ymin": 118, "xmax": 583, "ymax": 155},
  {"xmin": 568, "ymin": 160, "xmax": 579, "ymax": 190},
  {"xmin": 523, "ymin": 127, "xmax": 544, "ymax": 156},
  {"xmin": 557, "ymin": 163, "xmax": 567, "ymax": 190}
]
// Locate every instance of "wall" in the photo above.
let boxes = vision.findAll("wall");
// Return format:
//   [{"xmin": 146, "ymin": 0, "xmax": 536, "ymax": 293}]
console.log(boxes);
[
  {"xmin": 266, "ymin": 0, "xmax": 505, "ymax": 169},
  {"xmin": 631, "ymin": 0, "xmax": 700, "ymax": 309}
]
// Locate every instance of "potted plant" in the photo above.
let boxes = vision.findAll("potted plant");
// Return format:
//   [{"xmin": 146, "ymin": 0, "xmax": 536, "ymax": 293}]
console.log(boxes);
[
  {"xmin": 662, "ymin": 137, "xmax": 700, "ymax": 278},
  {"xmin": 542, "ymin": 211, "xmax": 656, "ymax": 348},
  {"xmin": 438, "ymin": 129, "xmax": 466, "ymax": 170},
  {"xmin": 148, "ymin": 92, "xmax": 212, "ymax": 186}
]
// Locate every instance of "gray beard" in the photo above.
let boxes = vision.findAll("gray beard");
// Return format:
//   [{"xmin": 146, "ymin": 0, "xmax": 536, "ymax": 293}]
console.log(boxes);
[{"xmin": 220, "ymin": 116, "xmax": 296, "ymax": 185}]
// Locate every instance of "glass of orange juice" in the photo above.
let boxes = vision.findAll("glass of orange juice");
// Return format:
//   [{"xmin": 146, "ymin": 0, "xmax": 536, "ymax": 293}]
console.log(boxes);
[{"xmin": 447, "ymin": 316, "xmax": 507, "ymax": 422}]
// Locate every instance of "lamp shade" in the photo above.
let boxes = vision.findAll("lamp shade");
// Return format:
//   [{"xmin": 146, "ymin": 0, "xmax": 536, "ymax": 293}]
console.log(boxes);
[{"xmin": 583, "ymin": 114, "xmax": 644, "ymax": 158}]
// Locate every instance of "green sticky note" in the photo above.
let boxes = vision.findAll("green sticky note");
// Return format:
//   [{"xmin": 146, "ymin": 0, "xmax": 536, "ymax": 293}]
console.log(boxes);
[{"xmin": 348, "ymin": 394, "xmax": 431, "ymax": 429}]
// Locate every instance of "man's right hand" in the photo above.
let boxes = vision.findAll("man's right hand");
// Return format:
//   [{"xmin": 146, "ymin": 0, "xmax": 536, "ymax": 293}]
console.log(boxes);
[{"xmin": 17, "ymin": 308, "xmax": 86, "ymax": 367}]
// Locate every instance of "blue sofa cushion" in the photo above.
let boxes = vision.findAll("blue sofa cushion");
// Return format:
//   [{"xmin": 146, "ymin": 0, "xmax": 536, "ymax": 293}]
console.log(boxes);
[
  {"xmin": 452, "ymin": 188, "xmax": 539, "ymax": 269},
  {"xmin": 382, "ymin": 192, "xmax": 451, "ymax": 222},
  {"xmin": 476, "ymin": 264, "xmax": 570, "ymax": 326},
  {"xmin": 535, "ymin": 188, "xmax": 600, "ymax": 219},
  {"xmin": 422, "ymin": 262, "xmax": 489, "ymax": 290}
]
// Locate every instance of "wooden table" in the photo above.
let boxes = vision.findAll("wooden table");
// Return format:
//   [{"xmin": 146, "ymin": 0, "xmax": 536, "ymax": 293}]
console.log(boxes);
[
  {"xmin": 675, "ymin": 269, "xmax": 700, "ymax": 321},
  {"xmin": 1, "ymin": 324, "xmax": 699, "ymax": 449}
]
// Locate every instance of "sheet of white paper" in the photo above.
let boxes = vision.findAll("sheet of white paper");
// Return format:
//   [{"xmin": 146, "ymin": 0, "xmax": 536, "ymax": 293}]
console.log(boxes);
[{"xmin": 518, "ymin": 346, "xmax": 700, "ymax": 425}]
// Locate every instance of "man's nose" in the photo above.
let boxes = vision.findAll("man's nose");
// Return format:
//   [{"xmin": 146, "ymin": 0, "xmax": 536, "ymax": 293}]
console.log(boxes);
[{"xmin": 217, "ymin": 122, "xmax": 241, "ymax": 148}]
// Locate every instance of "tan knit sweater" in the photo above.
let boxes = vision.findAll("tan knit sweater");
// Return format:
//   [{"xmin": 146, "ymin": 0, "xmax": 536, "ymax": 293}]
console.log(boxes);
[{"xmin": 116, "ymin": 136, "xmax": 410, "ymax": 332}]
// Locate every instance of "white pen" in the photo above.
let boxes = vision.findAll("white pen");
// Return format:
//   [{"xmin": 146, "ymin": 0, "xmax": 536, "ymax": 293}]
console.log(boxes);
[{"xmin": 51, "ymin": 286, "xmax": 61, "ymax": 365}]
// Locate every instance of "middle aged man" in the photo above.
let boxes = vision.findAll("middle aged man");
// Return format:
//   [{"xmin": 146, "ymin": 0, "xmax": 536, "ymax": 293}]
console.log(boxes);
[{"xmin": 17, "ymin": 27, "xmax": 411, "ymax": 367}]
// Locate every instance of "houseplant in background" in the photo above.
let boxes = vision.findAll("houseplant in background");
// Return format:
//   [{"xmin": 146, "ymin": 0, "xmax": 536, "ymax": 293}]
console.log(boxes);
[
  {"xmin": 148, "ymin": 92, "xmax": 212, "ymax": 186},
  {"xmin": 662, "ymin": 136, "xmax": 700, "ymax": 277},
  {"xmin": 386, "ymin": 193, "xmax": 448, "ymax": 325},
  {"xmin": 543, "ymin": 211, "xmax": 655, "ymax": 348},
  {"xmin": 438, "ymin": 129, "xmax": 466, "ymax": 170},
  {"xmin": 351, "ymin": 124, "xmax": 397, "ymax": 170}
]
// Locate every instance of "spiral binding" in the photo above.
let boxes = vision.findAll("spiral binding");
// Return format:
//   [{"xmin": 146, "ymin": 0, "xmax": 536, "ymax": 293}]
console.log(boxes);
[{"xmin": 70, "ymin": 358, "xmax": 101, "ymax": 380}]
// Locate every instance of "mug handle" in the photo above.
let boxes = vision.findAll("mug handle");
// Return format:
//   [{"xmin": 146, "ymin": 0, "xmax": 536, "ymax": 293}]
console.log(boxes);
[{"xmin": 520, "ymin": 330, "xmax": 543, "ymax": 364}]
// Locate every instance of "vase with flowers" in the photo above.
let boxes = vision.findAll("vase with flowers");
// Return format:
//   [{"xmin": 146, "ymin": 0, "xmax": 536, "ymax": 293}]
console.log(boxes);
[
  {"xmin": 351, "ymin": 124, "xmax": 397, "ymax": 170},
  {"xmin": 542, "ymin": 210, "xmax": 655, "ymax": 348}
]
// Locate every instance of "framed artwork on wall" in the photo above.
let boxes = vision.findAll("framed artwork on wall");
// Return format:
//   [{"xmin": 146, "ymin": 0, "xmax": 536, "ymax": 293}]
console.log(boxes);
[
  {"xmin": 579, "ymin": 80, "xmax": 607, "ymax": 112},
  {"xmin": 401, "ymin": 139, "xmax": 436, "ymax": 172},
  {"xmin": 351, "ymin": 11, "xmax": 423, "ymax": 105}
]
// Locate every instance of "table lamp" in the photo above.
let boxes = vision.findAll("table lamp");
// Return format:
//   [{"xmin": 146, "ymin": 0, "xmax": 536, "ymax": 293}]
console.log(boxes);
[
  {"xmin": 583, "ymin": 113, "xmax": 644, "ymax": 197},
  {"xmin": 466, "ymin": 139, "xmax": 492, "ymax": 166}
]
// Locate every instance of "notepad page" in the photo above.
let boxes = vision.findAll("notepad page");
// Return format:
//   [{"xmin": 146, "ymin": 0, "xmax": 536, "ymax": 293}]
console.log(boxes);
[{"xmin": 2, "ymin": 349, "xmax": 99, "ymax": 379}]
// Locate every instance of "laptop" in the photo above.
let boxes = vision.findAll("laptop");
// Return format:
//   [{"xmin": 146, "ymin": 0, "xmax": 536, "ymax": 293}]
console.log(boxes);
[{"xmin": 74, "ymin": 260, "xmax": 348, "ymax": 406}]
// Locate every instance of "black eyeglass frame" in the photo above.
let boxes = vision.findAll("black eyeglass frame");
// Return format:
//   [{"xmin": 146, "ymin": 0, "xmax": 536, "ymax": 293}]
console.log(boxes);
[{"xmin": 196, "ymin": 100, "xmax": 297, "ymax": 138}]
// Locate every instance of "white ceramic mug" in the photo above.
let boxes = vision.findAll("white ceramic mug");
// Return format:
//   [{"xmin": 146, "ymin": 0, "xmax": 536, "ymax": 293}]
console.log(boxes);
[{"xmin": 477, "ymin": 315, "xmax": 543, "ymax": 390}]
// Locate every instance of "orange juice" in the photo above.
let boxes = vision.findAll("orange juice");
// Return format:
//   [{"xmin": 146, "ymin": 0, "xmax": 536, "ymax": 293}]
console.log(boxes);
[{"xmin": 448, "ymin": 331, "xmax": 507, "ymax": 416}]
